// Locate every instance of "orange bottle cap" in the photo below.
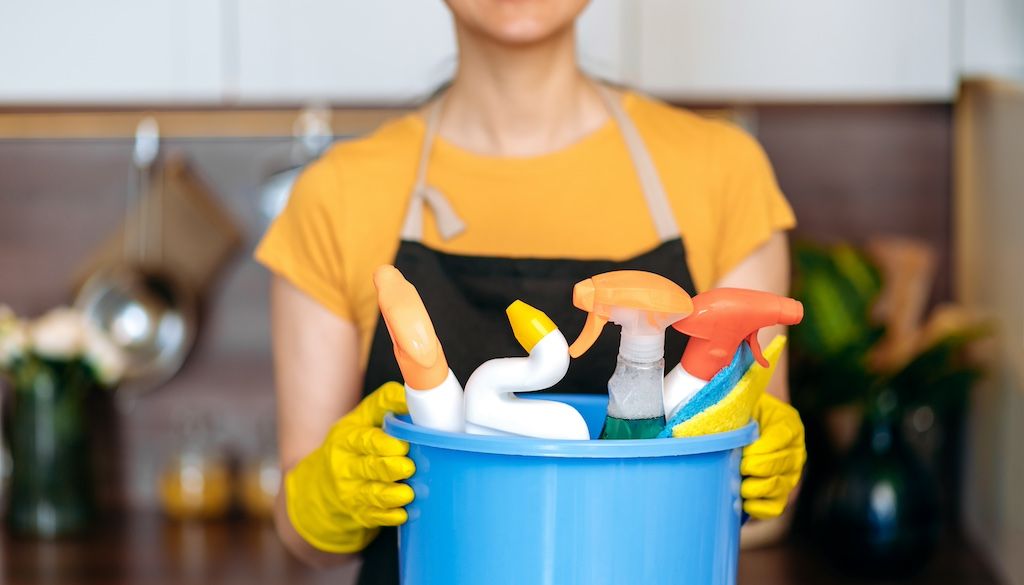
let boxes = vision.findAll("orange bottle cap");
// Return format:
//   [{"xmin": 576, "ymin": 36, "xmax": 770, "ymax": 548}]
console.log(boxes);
[{"xmin": 373, "ymin": 265, "xmax": 450, "ymax": 390}]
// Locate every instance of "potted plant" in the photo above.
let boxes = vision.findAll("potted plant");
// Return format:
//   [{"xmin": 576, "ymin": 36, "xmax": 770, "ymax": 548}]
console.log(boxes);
[
  {"xmin": 789, "ymin": 239, "xmax": 990, "ymax": 578},
  {"xmin": 0, "ymin": 305, "xmax": 126, "ymax": 537}
]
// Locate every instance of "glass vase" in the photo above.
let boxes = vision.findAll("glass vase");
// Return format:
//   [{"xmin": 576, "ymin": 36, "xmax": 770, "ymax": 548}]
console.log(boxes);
[
  {"xmin": 5, "ymin": 363, "xmax": 96, "ymax": 537},
  {"xmin": 816, "ymin": 390, "xmax": 940, "ymax": 578}
]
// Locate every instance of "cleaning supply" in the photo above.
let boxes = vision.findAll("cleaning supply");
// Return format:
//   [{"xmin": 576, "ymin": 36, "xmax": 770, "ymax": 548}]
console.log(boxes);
[
  {"xmin": 464, "ymin": 300, "xmax": 588, "ymax": 440},
  {"xmin": 384, "ymin": 393, "xmax": 758, "ymax": 584},
  {"xmin": 661, "ymin": 335, "xmax": 786, "ymax": 438},
  {"xmin": 660, "ymin": 335, "xmax": 805, "ymax": 520},
  {"xmin": 741, "ymin": 392, "xmax": 806, "ymax": 519},
  {"xmin": 285, "ymin": 382, "xmax": 415, "ymax": 553},
  {"xmin": 374, "ymin": 265, "xmax": 464, "ymax": 433},
  {"xmin": 663, "ymin": 288, "xmax": 803, "ymax": 419},
  {"xmin": 568, "ymin": 271, "xmax": 693, "ymax": 439}
]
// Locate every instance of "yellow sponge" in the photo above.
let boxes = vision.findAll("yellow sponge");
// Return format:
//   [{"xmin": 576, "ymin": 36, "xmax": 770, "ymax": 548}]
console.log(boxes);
[{"xmin": 671, "ymin": 336, "xmax": 787, "ymax": 438}]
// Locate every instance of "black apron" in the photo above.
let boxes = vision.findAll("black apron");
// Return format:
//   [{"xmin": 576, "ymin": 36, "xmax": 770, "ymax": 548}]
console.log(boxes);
[{"xmin": 357, "ymin": 85, "xmax": 697, "ymax": 585}]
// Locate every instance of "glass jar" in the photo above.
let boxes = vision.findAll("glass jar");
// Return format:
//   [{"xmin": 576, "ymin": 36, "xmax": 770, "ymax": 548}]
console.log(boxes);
[
  {"xmin": 238, "ymin": 416, "xmax": 279, "ymax": 520},
  {"xmin": 158, "ymin": 410, "xmax": 231, "ymax": 520}
]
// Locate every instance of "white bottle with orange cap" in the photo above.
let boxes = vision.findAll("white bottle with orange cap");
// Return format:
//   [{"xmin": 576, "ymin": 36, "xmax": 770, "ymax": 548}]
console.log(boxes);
[
  {"xmin": 374, "ymin": 265, "xmax": 465, "ymax": 433},
  {"xmin": 568, "ymin": 271, "xmax": 693, "ymax": 440},
  {"xmin": 463, "ymin": 300, "xmax": 588, "ymax": 440}
]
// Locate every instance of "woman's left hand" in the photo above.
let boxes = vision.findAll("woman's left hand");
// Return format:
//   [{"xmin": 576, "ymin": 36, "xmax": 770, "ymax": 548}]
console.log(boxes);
[{"xmin": 740, "ymin": 393, "xmax": 806, "ymax": 519}]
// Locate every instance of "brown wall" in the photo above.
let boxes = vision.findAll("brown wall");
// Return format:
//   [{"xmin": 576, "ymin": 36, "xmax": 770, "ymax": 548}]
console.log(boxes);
[
  {"xmin": 0, "ymin": 103, "xmax": 953, "ymax": 505},
  {"xmin": 757, "ymin": 104, "xmax": 953, "ymax": 302}
]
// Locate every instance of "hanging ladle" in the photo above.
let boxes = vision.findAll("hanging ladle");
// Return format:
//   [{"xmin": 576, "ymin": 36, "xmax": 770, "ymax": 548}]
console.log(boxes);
[{"xmin": 75, "ymin": 118, "xmax": 198, "ymax": 396}]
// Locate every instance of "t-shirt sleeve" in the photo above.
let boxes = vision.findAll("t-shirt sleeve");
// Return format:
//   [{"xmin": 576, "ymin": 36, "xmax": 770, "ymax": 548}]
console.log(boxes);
[
  {"xmin": 254, "ymin": 156, "xmax": 353, "ymax": 320},
  {"xmin": 712, "ymin": 124, "xmax": 796, "ymax": 284}
]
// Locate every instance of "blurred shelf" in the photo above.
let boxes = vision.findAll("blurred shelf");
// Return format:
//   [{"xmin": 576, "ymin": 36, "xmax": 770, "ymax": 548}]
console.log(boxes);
[
  {"xmin": 0, "ymin": 108, "xmax": 402, "ymax": 140},
  {"xmin": 0, "ymin": 105, "xmax": 742, "ymax": 141}
]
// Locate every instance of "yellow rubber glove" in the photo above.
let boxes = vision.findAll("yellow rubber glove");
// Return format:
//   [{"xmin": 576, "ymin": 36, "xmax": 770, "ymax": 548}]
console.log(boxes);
[
  {"xmin": 285, "ymin": 382, "xmax": 416, "ymax": 554},
  {"xmin": 740, "ymin": 393, "xmax": 806, "ymax": 520}
]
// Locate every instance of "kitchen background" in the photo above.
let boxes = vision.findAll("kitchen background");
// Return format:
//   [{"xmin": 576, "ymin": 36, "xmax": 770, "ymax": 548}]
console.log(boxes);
[{"xmin": 1, "ymin": 1, "xmax": 1023, "ymax": 584}]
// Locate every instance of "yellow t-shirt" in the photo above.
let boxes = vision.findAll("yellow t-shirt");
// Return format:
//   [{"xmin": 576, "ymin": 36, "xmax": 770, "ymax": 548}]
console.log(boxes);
[{"xmin": 256, "ymin": 92, "xmax": 795, "ymax": 365}]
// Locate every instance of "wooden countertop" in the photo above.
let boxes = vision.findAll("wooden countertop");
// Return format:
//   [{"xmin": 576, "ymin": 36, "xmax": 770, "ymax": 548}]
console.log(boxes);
[{"xmin": 0, "ymin": 512, "xmax": 1000, "ymax": 585}]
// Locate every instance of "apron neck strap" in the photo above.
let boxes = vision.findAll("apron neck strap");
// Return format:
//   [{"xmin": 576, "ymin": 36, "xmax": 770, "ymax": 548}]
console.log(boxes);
[
  {"xmin": 401, "ymin": 98, "xmax": 467, "ymax": 242},
  {"xmin": 401, "ymin": 82, "xmax": 680, "ymax": 243},
  {"xmin": 592, "ymin": 84, "xmax": 680, "ymax": 241}
]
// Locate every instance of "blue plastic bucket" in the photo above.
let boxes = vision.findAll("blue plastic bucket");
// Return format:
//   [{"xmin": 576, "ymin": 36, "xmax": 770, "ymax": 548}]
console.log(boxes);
[{"xmin": 384, "ymin": 394, "xmax": 757, "ymax": 585}]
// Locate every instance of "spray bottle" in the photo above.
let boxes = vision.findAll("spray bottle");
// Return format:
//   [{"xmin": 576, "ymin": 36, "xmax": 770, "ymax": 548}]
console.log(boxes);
[
  {"xmin": 463, "ymin": 300, "xmax": 588, "ymax": 440},
  {"xmin": 568, "ymin": 271, "xmax": 693, "ymax": 439},
  {"xmin": 374, "ymin": 265, "xmax": 465, "ymax": 432},
  {"xmin": 663, "ymin": 288, "xmax": 803, "ymax": 419}
]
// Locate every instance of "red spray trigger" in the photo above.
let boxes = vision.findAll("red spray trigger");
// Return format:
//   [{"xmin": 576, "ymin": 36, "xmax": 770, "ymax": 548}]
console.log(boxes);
[
  {"xmin": 747, "ymin": 331, "xmax": 768, "ymax": 368},
  {"xmin": 673, "ymin": 288, "xmax": 803, "ymax": 381}
]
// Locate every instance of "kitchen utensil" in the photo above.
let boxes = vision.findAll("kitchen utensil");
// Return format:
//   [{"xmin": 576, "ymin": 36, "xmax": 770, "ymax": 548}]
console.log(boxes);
[
  {"xmin": 76, "ymin": 266, "xmax": 196, "ymax": 392},
  {"xmin": 75, "ymin": 154, "xmax": 243, "ymax": 298},
  {"xmin": 259, "ymin": 105, "xmax": 333, "ymax": 222},
  {"xmin": 75, "ymin": 119, "xmax": 199, "ymax": 395}
]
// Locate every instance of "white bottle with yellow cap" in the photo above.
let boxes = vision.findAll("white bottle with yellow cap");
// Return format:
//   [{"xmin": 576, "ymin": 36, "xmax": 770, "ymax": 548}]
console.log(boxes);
[{"xmin": 463, "ymin": 300, "xmax": 589, "ymax": 440}]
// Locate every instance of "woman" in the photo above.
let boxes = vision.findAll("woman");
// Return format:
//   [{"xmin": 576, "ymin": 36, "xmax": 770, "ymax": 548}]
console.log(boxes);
[{"xmin": 256, "ymin": 1, "xmax": 805, "ymax": 582}]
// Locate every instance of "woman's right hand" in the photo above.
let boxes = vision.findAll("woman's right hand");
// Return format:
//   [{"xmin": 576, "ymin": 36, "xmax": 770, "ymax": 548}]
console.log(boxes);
[{"xmin": 284, "ymin": 382, "xmax": 416, "ymax": 554}]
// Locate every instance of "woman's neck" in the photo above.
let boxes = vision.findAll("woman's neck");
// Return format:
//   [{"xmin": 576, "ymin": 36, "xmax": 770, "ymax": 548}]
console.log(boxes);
[{"xmin": 437, "ymin": 23, "xmax": 610, "ymax": 157}]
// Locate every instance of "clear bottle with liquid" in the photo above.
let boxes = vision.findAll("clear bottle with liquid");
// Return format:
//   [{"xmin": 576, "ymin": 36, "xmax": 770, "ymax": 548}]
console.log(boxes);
[
  {"xmin": 599, "ymin": 338, "xmax": 666, "ymax": 440},
  {"xmin": 567, "ymin": 271, "xmax": 691, "ymax": 441}
]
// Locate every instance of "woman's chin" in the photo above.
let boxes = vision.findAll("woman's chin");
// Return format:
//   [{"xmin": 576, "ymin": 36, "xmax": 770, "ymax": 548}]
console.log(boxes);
[
  {"xmin": 448, "ymin": 0, "xmax": 588, "ymax": 46},
  {"xmin": 487, "ymin": 20, "xmax": 561, "ymax": 45}
]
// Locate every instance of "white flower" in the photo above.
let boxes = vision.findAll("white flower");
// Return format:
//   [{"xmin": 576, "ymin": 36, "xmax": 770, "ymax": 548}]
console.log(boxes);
[
  {"xmin": 0, "ymin": 304, "xmax": 14, "ymax": 325},
  {"xmin": 30, "ymin": 307, "xmax": 86, "ymax": 360},
  {"xmin": 0, "ymin": 322, "xmax": 27, "ymax": 368},
  {"xmin": 1, "ymin": 304, "xmax": 27, "ymax": 368},
  {"xmin": 82, "ymin": 320, "xmax": 127, "ymax": 386}
]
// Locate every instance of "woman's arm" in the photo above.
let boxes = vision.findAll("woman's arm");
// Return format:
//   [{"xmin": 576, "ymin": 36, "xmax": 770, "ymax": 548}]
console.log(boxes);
[
  {"xmin": 270, "ymin": 275, "xmax": 363, "ymax": 566},
  {"xmin": 713, "ymin": 231, "xmax": 791, "ymax": 401}
]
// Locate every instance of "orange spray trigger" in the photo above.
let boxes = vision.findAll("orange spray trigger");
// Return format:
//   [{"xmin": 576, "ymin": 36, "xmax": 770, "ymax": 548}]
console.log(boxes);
[
  {"xmin": 567, "ymin": 271, "xmax": 693, "ymax": 360},
  {"xmin": 673, "ymin": 288, "xmax": 804, "ymax": 381},
  {"xmin": 568, "ymin": 312, "xmax": 608, "ymax": 358}
]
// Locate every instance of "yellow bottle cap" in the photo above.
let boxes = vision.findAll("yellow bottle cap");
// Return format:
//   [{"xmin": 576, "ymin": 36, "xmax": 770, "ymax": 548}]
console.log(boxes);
[{"xmin": 505, "ymin": 300, "xmax": 557, "ymax": 353}]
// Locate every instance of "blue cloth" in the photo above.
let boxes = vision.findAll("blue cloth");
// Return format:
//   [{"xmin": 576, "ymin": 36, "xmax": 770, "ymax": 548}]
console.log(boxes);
[{"xmin": 658, "ymin": 343, "xmax": 755, "ymax": 438}]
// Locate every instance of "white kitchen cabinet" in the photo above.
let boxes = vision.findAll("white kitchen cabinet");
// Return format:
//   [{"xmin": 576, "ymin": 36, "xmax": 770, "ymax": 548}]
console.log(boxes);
[
  {"xmin": 232, "ymin": 0, "xmax": 627, "ymax": 105},
  {"xmin": 0, "ymin": 0, "xmax": 223, "ymax": 104},
  {"xmin": 232, "ymin": 0, "xmax": 457, "ymax": 105},
  {"xmin": 628, "ymin": 0, "xmax": 958, "ymax": 101},
  {"xmin": 0, "ymin": 0, "xmax": 1008, "ymax": 105},
  {"xmin": 961, "ymin": 0, "xmax": 1024, "ymax": 81},
  {"xmin": 577, "ymin": 0, "xmax": 630, "ymax": 84}
]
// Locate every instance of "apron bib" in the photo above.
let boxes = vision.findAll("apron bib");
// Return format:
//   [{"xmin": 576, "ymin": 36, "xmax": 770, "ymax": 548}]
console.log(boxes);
[{"xmin": 357, "ymin": 85, "xmax": 697, "ymax": 585}]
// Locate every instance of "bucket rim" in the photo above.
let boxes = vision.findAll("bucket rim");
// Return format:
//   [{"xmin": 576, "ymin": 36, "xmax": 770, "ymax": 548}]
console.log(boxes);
[{"xmin": 383, "ymin": 394, "xmax": 758, "ymax": 458}]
